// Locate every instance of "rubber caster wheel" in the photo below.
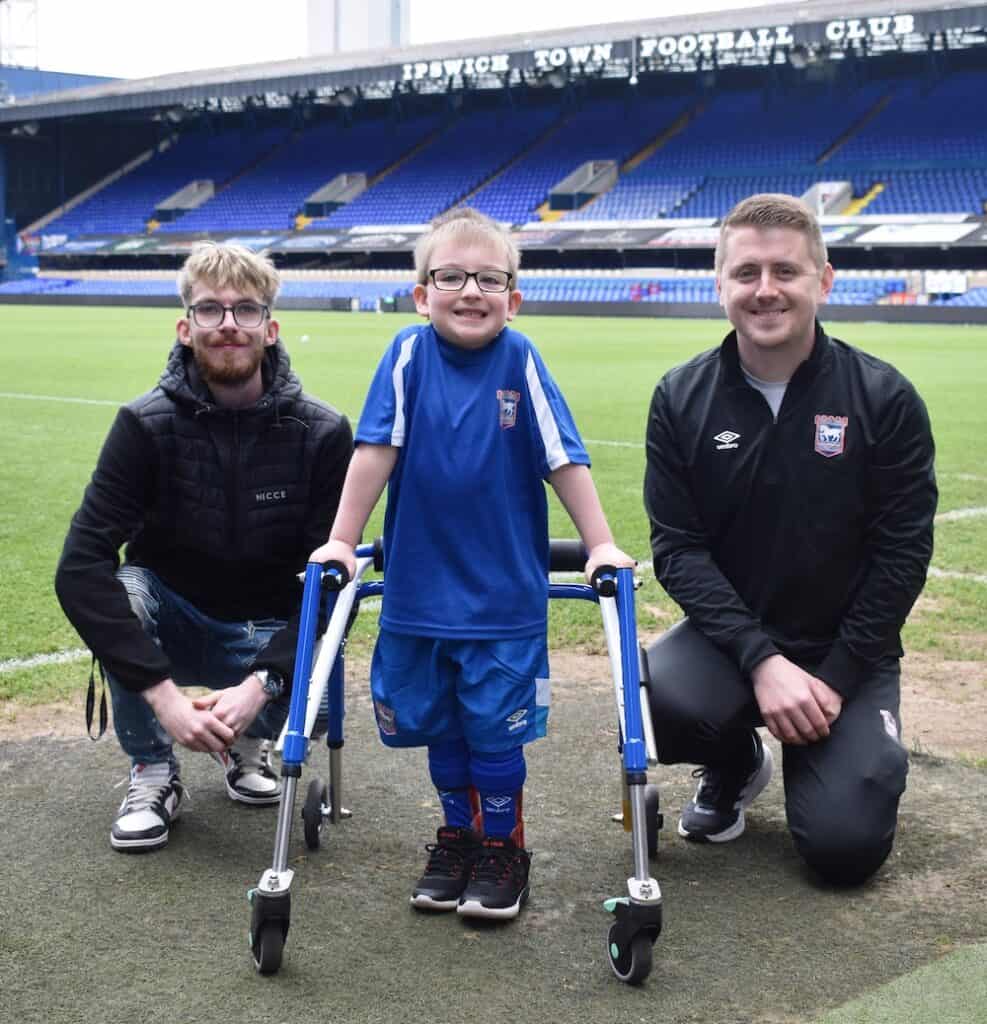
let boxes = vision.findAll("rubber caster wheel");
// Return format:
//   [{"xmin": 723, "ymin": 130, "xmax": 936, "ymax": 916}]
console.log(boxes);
[
  {"xmin": 644, "ymin": 784, "xmax": 661, "ymax": 859},
  {"xmin": 252, "ymin": 922, "xmax": 285, "ymax": 975},
  {"xmin": 607, "ymin": 923, "xmax": 652, "ymax": 985},
  {"xmin": 302, "ymin": 778, "xmax": 328, "ymax": 851}
]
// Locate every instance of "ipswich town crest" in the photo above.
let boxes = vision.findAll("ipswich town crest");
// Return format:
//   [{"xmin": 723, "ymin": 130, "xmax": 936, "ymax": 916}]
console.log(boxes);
[
  {"xmin": 814, "ymin": 414, "xmax": 849, "ymax": 457},
  {"xmin": 497, "ymin": 389, "xmax": 520, "ymax": 429}
]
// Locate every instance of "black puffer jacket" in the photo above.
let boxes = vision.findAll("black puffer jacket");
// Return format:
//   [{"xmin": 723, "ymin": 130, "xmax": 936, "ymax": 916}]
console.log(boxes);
[{"xmin": 55, "ymin": 339, "xmax": 352, "ymax": 693}]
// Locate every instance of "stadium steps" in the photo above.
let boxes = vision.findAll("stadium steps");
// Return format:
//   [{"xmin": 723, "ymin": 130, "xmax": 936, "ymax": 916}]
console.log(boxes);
[
  {"xmin": 448, "ymin": 108, "xmax": 572, "ymax": 215},
  {"xmin": 816, "ymin": 91, "xmax": 894, "ymax": 164},
  {"xmin": 845, "ymin": 182, "xmax": 885, "ymax": 214},
  {"xmin": 166, "ymin": 133, "xmax": 300, "ymax": 231},
  {"xmin": 566, "ymin": 100, "xmax": 704, "ymax": 219},
  {"xmin": 666, "ymin": 178, "xmax": 707, "ymax": 216},
  {"xmin": 363, "ymin": 121, "xmax": 449, "ymax": 190},
  {"xmin": 620, "ymin": 99, "xmax": 705, "ymax": 174},
  {"xmin": 536, "ymin": 202, "xmax": 566, "ymax": 222},
  {"xmin": 24, "ymin": 136, "xmax": 175, "ymax": 235},
  {"xmin": 311, "ymin": 119, "xmax": 450, "ymax": 222}
]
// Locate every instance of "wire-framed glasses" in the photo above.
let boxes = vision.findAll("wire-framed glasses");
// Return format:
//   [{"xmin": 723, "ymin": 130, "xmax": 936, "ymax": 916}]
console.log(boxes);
[
  {"xmin": 187, "ymin": 300, "xmax": 269, "ymax": 328},
  {"xmin": 428, "ymin": 268, "xmax": 513, "ymax": 293}
]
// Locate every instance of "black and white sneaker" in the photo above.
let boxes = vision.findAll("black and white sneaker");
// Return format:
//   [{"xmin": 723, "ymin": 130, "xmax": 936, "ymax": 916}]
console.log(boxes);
[
  {"xmin": 678, "ymin": 731, "xmax": 774, "ymax": 843},
  {"xmin": 111, "ymin": 762, "xmax": 185, "ymax": 852},
  {"xmin": 457, "ymin": 835, "xmax": 531, "ymax": 920},
  {"xmin": 220, "ymin": 737, "xmax": 281, "ymax": 805},
  {"xmin": 411, "ymin": 826, "xmax": 480, "ymax": 911}
]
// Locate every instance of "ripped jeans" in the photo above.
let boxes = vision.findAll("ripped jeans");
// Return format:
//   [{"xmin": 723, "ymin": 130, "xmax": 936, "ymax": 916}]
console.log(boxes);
[{"xmin": 108, "ymin": 565, "xmax": 290, "ymax": 769}]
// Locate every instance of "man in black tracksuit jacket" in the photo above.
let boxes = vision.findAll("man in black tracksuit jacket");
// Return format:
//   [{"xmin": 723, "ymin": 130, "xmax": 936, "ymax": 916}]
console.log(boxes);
[
  {"xmin": 643, "ymin": 195, "xmax": 936, "ymax": 884},
  {"xmin": 55, "ymin": 242, "xmax": 352, "ymax": 852}
]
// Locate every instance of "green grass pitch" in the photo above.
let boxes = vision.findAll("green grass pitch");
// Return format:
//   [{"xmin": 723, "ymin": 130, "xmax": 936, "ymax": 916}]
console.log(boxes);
[{"xmin": 0, "ymin": 304, "xmax": 984, "ymax": 705}]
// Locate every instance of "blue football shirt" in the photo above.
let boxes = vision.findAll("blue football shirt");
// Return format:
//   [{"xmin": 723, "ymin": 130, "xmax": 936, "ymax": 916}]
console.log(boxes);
[{"xmin": 356, "ymin": 322, "xmax": 589, "ymax": 639}]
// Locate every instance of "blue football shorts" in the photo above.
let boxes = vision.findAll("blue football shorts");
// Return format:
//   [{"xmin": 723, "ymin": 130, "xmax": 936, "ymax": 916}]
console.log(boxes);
[{"xmin": 369, "ymin": 629, "xmax": 550, "ymax": 752}]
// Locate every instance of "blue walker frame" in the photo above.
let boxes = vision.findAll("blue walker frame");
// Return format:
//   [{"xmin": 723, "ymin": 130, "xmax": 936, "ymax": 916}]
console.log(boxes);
[{"xmin": 248, "ymin": 540, "xmax": 663, "ymax": 983}]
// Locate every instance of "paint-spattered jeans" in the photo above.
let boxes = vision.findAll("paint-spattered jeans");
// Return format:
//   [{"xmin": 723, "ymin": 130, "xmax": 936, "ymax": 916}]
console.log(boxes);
[{"xmin": 108, "ymin": 565, "xmax": 290, "ymax": 768}]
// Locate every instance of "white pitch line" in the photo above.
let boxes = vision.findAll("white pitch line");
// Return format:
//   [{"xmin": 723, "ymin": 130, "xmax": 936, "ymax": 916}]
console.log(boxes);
[
  {"xmin": 2, "ymin": 392, "xmax": 650, "ymax": 450},
  {"xmin": 0, "ymin": 648, "xmax": 89, "ymax": 674},
  {"xmin": 935, "ymin": 507, "xmax": 987, "ymax": 523},
  {"xmin": 585, "ymin": 438, "xmax": 643, "ymax": 449},
  {"xmin": 0, "ymin": 391, "xmax": 122, "ymax": 407},
  {"xmin": 927, "ymin": 566, "xmax": 987, "ymax": 585},
  {"xmin": 2, "ymin": 392, "xmax": 987, "ymax": 479}
]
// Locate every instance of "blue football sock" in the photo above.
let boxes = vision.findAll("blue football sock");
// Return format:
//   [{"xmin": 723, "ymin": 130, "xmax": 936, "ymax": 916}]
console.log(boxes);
[
  {"xmin": 471, "ymin": 747, "xmax": 527, "ymax": 841},
  {"xmin": 428, "ymin": 740, "xmax": 472, "ymax": 830}
]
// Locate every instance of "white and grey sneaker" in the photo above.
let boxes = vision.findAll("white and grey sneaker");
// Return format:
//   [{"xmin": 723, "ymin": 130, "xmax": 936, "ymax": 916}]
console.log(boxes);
[
  {"xmin": 111, "ymin": 762, "xmax": 184, "ymax": 852},
  {"xmin": 221, "ymin": 737, "xmax": 281, "ymax": 806}
]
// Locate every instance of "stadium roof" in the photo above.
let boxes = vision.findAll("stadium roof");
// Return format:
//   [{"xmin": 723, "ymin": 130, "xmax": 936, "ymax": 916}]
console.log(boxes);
[{"xmin": 1, "ymin": 0, "xmax": 985, "ymax": 124}]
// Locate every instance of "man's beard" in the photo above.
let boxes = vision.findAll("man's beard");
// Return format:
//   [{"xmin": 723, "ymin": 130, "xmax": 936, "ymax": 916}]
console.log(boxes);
[{"xmin": 191, "ymin": 338, "xmax": 266, "ymax": 387}]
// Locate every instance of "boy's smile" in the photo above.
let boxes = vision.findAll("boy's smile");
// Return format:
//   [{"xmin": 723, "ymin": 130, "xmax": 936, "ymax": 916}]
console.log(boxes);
[{"xmin": 413, "ymin": 239, "xmax": 522, "ymax": 350}]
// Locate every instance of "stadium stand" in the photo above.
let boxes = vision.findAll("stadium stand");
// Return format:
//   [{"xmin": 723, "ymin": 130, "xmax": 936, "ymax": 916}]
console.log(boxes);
[
  {"xmin": 0, "ymin": 271, "xmax": 911, "ymax": 309},
  {"xmin": 825, "ymin": 71, "xmax": 987, "ymax": 214},
  {"xmin": 26, "ymin": 66, "xmax": 987, "ymax": 234},
  {"xmin": 161, "ymin": 112, "xmax": 444, "ymax": 233},
  {"xmin": 316, "ymin": 102, "xmax": 562, "ymax": 227},
  {"xmin": 466, "ymin": 92, "xmax": 696, "ymax": 223},
  {"xmin": 571, "ymin": 81, "xmax": 890, "ymax": 220},
  {"xmin": 5, "ymin": 6, "xmax": 987, "ymax": 319},
  {"xmin": 43, "ymin": 124, "xmax": 293, "ymax": 237},
  {"xmin": 930, "ymin": 287, "xmax": 987, "ymax": 307}
]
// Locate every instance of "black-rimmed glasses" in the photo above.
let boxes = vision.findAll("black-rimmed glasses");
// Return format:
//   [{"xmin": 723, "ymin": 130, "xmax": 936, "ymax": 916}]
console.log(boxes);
[
  {"xmin": 428, "ymin": 268, "xmax": 513, "ymax": 293},
  {"xmin": 187, "ymin": 300, "xmax": 270, "ymax": 328}
]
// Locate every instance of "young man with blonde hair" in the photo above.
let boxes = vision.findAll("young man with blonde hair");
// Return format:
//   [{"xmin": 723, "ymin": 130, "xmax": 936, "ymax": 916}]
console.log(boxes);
[
  {"xmin": 643, "ymin": 193, "xmax": 936, "ymax": 884},
  {"xmin": 56, "ymin": 241, "xmax": 352, "ymax": 852}
]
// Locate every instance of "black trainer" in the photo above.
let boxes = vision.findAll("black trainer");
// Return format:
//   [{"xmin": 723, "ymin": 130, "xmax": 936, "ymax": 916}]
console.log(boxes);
[
  {"xmin": 111, "ymin": 762, "xmax": 185, "ymax": 852},
  {"xmin": 457, "ymin": 835, "xmax": 531, "ymax": 920},
  {"xmin": 411, "ymin": 826, "xmax": 481, "ymax": 911},
  {"xmin": 678, "ymin": 731, "xmax": 774, "ymax": 843}
]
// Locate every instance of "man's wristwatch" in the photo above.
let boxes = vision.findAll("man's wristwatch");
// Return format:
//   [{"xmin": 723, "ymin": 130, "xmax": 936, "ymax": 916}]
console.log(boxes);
[{"xmin": 252, "ymin": 669, "xmax": 285, "ymax": 702}]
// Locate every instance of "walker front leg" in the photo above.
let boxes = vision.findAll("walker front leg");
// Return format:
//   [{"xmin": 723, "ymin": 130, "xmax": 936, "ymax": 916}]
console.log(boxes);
[
  {"xmin": 597, "ymin": 566, "xmax": 662, "ymax": 985},
  {"xmin": 249, "ymin": 560, "xmax": 346, "ymax": 974}
]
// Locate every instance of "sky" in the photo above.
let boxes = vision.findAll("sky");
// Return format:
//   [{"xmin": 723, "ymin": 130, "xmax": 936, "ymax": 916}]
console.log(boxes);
[{"xmin": 15, "ymin": 0, "xmax": 762, "ymax": 80}]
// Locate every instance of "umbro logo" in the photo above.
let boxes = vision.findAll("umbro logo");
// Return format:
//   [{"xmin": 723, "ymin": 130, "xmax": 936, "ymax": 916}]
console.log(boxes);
[
  {"xmin": 713, "ymin": 430, "xmax": 740, "ymax": 450},
  {"xmin": 506, "ymin": 708, "xmax": 529, "ymax": 731}
]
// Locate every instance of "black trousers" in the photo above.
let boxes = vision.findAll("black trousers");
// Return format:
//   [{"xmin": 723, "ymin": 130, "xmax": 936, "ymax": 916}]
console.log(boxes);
[{"xmin": 643, "ymin": 620, "xmax": 909, "ymax": 885}]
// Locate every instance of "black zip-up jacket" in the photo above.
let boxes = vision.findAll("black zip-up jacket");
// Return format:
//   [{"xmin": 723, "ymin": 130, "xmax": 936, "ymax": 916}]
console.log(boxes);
[
  {"xmin": 55, "ymin": 339, "xmax": 352, "ymax": 694},
  {"xmin": 644, "ymin": 323, "xmax": 936, "ymax": 702}
]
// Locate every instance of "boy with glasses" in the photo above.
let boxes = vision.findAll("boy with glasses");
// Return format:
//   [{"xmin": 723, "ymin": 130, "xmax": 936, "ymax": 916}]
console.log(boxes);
[
  {"xmin": 307, "ymin": 207, "xmax": 633, "ymax": 920},
  {"xmin": 55, "ymin": 241, "xmax": 352, "ymax": 853}
]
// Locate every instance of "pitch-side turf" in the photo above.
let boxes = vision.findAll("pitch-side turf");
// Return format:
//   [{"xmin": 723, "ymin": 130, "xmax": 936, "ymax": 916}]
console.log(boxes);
[{"xmin": 0, "ymin": 305, "xmax": 984, "ymax": 1022}]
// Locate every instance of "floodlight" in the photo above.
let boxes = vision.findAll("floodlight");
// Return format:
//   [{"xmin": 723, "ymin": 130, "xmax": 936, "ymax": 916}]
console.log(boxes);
[{"xmin": 788, "ymin": 45, "xmax": 810, "ymax": 70}]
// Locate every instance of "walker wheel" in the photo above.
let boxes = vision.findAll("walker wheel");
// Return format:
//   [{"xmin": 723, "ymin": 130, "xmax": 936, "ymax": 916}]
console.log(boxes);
[
  {"xmin": 607, "ymin": 922, "xmax": 653, "ymax": 985},
  {"xmin": 302, "ymin": 778, "xmax": 329, "ymax": 851},
  {"xmin": 252, "ymin": 922, "xmax": 285, "ymax": 975}
]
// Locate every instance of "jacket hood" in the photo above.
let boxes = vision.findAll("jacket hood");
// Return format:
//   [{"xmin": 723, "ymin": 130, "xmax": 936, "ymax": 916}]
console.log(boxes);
[{"xmin": 157, "ymin": 338, "xmax": 301, "ymax": 411}]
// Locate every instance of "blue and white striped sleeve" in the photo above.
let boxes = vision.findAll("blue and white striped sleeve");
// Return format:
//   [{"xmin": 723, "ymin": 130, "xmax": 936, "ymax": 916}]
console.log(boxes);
[
  {"xmin": 524, "ymin": 344, "xmax": 590, "ymax": 476},
  {"xmin": 355, "ymin": 330, "xmax": 418, "ymax": 448}
]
